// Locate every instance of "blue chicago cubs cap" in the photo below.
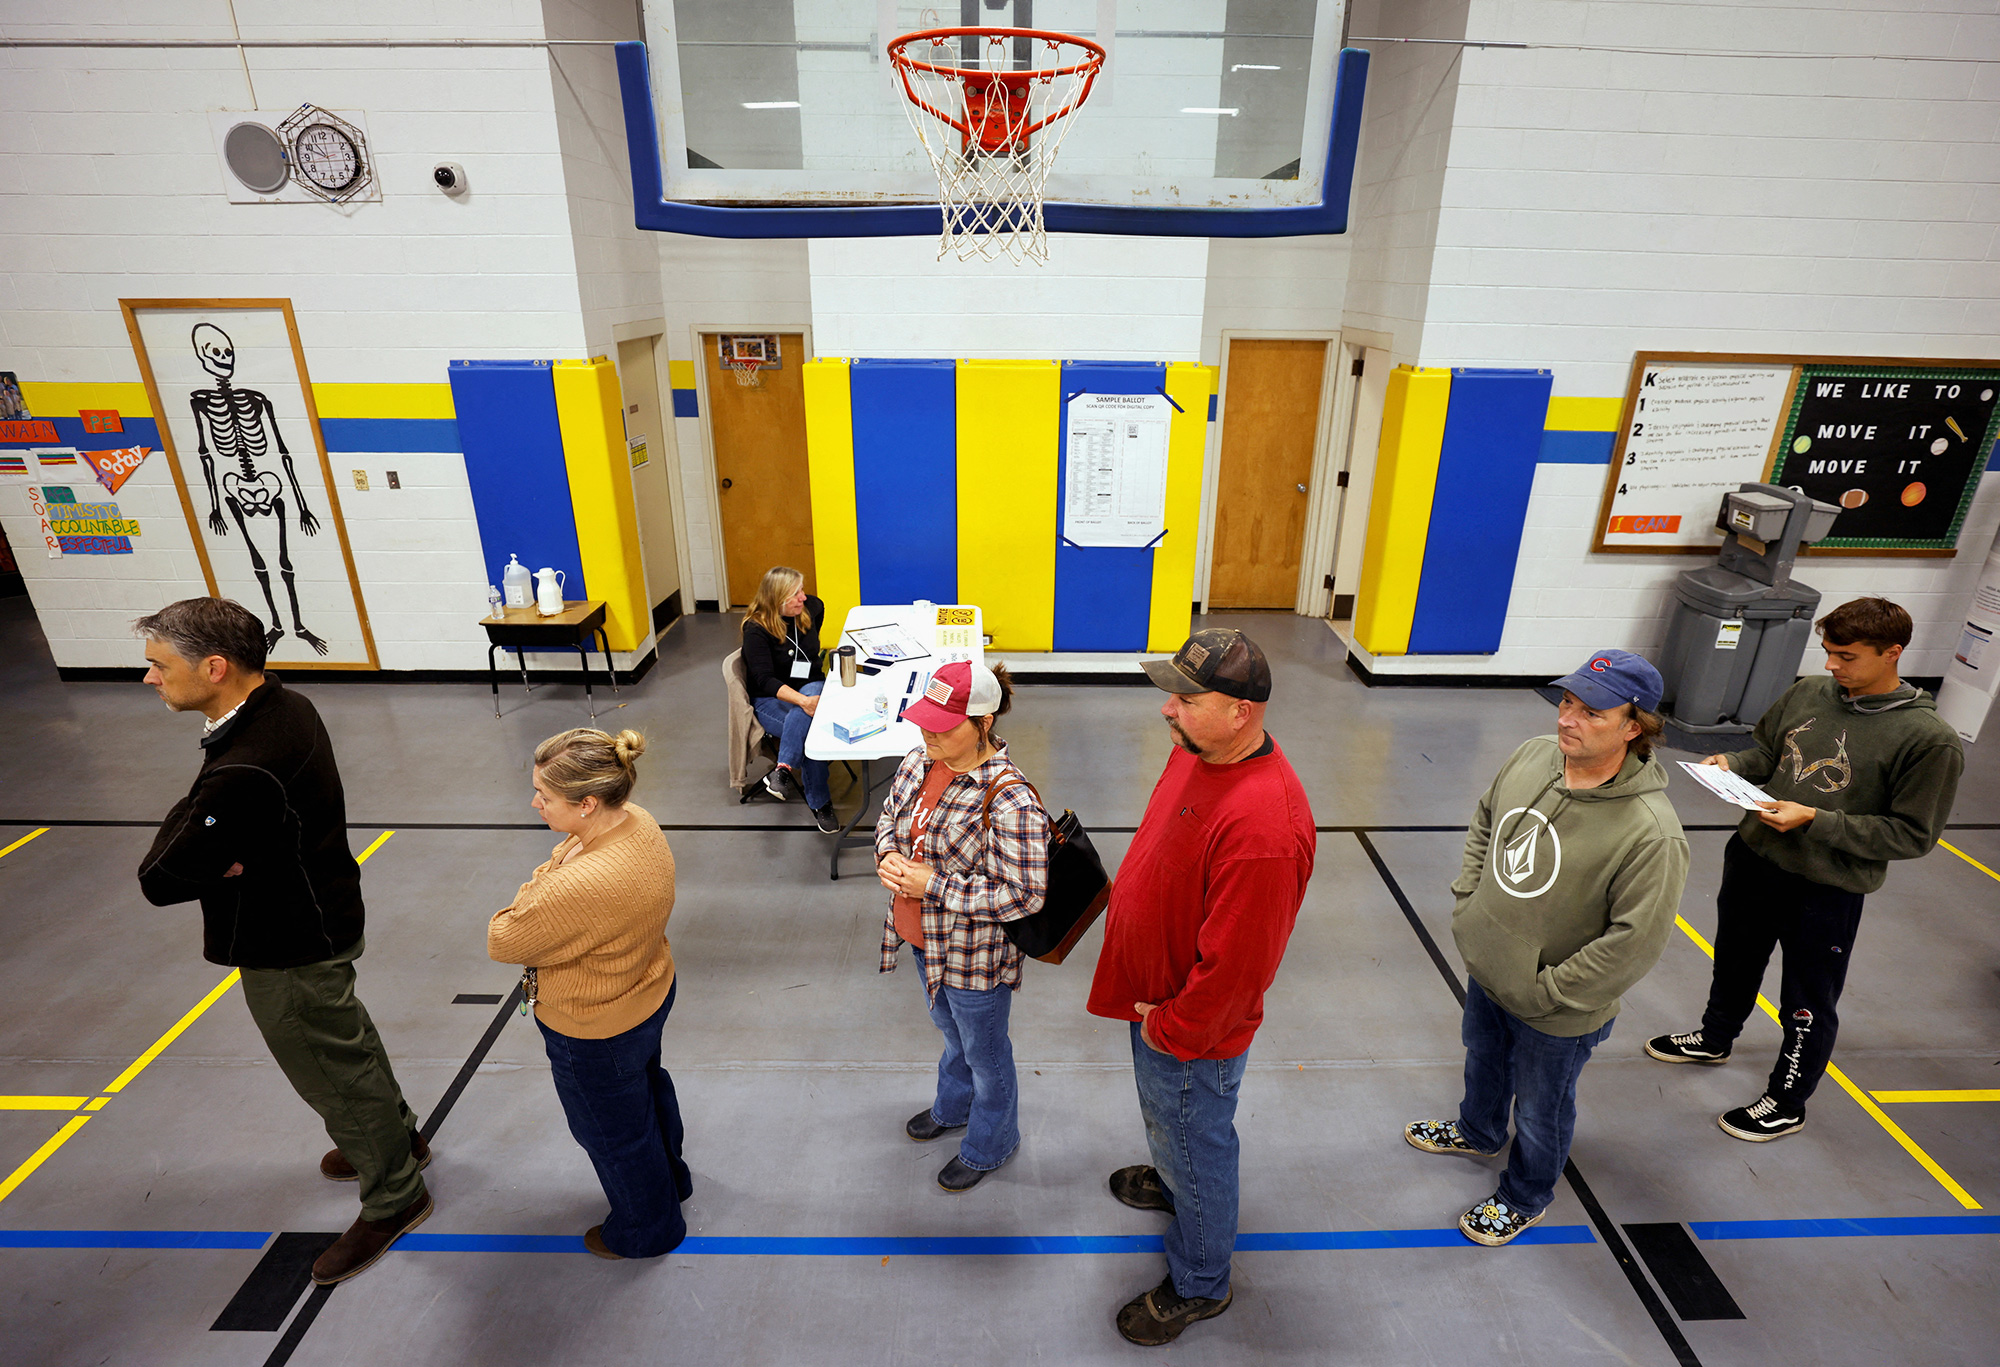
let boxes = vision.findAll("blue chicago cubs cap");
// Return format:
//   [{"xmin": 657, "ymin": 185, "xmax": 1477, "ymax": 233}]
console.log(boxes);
[{"xmin": 1547, "ymin": 648, "xmax": 1663, "ymax": 713}]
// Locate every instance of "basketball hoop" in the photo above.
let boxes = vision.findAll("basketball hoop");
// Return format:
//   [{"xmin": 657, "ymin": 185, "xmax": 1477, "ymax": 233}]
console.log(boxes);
[
  {"xmin": 719, "ymin": 333, "xmax": 778, "ymax": 388},
  {"xmin": 887, "ymin": 27, "xmax": 1105, "ymax": 266}
]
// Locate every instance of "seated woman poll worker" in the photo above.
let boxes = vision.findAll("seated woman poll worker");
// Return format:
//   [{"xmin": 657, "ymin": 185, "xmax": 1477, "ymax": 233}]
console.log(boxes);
[
  {"xmin": 487, "ymin": 728, "xmax": 693, "ymax": 1260},
  {"xmin": 875, "ymin": 661, "xmax": 1050, "ymax": 1192},
  {"xmin": 740, "ymin": 566, "xmax": 838, "ymax": 833}
]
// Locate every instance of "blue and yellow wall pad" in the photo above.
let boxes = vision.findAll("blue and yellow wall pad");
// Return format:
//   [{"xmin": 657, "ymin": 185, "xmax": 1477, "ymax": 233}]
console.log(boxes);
[{"xmin": 802, "ymin": 358, "xmax": 1212, "ymax": 654}]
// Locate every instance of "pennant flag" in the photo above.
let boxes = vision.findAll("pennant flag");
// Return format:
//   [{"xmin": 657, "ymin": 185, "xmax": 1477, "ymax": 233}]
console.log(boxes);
[{"xmin": 81, "ymin": 445, "xmax": 150, "ymax": 495}]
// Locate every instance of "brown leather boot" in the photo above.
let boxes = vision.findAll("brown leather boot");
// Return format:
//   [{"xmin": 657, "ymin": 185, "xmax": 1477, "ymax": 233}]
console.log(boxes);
[
  {"xmin": 321, "ymin": 1129, "xmax": 431, "ymax": 1182},
  {"xmin": 311, "ymin": 1188, "xmax": 433, "ymax": 1285}
]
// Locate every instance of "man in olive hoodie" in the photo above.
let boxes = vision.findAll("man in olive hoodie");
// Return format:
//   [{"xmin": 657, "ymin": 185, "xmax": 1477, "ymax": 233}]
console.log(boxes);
[
  {"xmin": 1646, "ymin": 598, "xmax": 1963, "ymax": 1142},
  {"xmin": 1406, "ymin": 649, "xmax": 1689, "ymax": 1246}
]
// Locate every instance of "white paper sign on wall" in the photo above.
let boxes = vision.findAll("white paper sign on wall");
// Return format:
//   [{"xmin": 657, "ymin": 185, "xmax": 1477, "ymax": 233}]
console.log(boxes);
[{"xmin": 1062, "ymin": 392, "xmax": 1172, "ymax": 548}]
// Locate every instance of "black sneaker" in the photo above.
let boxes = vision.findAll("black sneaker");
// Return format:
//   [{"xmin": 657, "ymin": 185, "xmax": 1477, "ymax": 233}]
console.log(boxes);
[
  {"xmin": 811, "ymin": 804, "xmax": 840, "ymax": 834},
  {"xmin": 1645, "ymin": 1030, "xmax": 1731, "ymax": 1065},
  {"xmin": 1459, "ymin": 1193, "xmax": 1545, "ymax": 1247},
  {"xmin": 1405, "ymin": 1119, "xmax": 1501, "ymax": 1156},
  {"xmin": 1116, "ymin": 1276, "xmax": 1232, "ymax": 1346},
  {"xmin": 1718, "ymin": 1095, "xmax": 1805, "ymax": 1142},
  {"xmin": 1109, "ymin": 1164, "xmax": 1176, "ymax": 1213},
  {"xmin": 761, "ymin": 770, "xmax": 790, "ymax": 802}
]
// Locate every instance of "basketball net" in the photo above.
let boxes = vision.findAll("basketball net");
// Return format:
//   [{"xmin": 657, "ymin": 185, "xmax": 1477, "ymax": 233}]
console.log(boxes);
[
  {"xmin": 724, "ymin": 356, "xmax": 763, "ymax": 388},
  {"xmin": 889, "ymin": 29, "xmax": 1104, "ymax": 266}
]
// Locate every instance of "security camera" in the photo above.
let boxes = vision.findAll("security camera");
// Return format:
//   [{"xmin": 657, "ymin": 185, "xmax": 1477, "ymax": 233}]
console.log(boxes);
[{"xmin": 433, "ymin": 163, "xmax": 467, "ymax": 196}]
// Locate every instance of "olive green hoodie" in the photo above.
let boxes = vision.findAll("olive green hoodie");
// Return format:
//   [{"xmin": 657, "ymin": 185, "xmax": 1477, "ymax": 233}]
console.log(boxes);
[
  {"xmin": 1451, "ymin": 738, "xmax": 1689, "ymax": 1037},
  {"xmin": 1728, "ymin": 676, "xmax": 1962, "ymax": 894}
]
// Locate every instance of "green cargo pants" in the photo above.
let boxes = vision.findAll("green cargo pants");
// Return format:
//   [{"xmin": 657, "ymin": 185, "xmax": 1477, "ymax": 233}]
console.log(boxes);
[{"xmin": 239, "ymin": 936, "xmax": 426, "ymax": 1220}]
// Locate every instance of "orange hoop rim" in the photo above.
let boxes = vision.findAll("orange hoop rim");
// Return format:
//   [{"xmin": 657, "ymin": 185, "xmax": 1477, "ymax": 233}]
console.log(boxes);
[{"xmin": 888, "ymin": 27, "xmax": 1106, "ymax": 141}]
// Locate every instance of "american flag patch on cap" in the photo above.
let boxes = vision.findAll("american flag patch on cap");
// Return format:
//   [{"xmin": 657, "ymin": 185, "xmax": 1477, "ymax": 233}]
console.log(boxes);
[{"xmin": 925, "ymin": 677, "xmax": 954, "ymax": 705}]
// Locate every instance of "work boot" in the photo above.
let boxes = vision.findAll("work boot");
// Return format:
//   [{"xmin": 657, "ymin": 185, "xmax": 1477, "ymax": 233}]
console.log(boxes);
[
  {"xmin": 321, "ymin": 1129, "xmax": 431, "ymax": 1182},
  {"xmin": 1115, "ymin": 1276, "xmax": 1232, "ymax": 1346},
  {"xmin": 311, "ymin": 1188, "xmax": 433, "ymax": 1285},
  {"xmin": 1109, "ymin": 1164, "xmax": 1176, "ymax": 1213}
]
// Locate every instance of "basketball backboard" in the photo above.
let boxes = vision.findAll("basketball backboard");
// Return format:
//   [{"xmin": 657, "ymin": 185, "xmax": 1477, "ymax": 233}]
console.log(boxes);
[{"xmin": 624, "ymin": 0, "xmax": 1367, "ymax": 239}]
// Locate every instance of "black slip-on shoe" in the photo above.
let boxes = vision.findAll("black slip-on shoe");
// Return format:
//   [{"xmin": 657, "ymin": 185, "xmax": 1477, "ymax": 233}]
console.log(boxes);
[
  {"xmin": 1116, "ymin": 1276, "xmax": 1232, "ymax": 1346},
  {"xmin": 937, "ymin": 1156, "xmax": 993, "ymax": 1192},
  {"xmin": 906, "ymin": 1109, "xmax": 967, "ymax": 1143},
  {"xmin": 1109, "ymin": 1164, "xmax": 1176, "ymax": 1213}
]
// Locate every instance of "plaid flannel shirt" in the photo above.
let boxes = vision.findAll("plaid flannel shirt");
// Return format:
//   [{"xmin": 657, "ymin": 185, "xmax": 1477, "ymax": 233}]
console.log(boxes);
[{"xmin": 876, "ymin": 742, "xmax": 1050, "ymax": 997}]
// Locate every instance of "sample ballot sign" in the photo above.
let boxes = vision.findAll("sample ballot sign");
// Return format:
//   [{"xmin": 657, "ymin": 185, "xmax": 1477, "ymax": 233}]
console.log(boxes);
[{"xmin": 1062, "ymin": 392, "xmax": 1171, "ymax": 548}]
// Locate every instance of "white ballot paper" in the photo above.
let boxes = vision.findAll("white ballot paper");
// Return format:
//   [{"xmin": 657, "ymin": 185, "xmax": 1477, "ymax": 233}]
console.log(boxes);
[
  {"xmin": 1063, "ymin": 392, "xmax": 1172, "ymax": 547},
  {"xmin": 1677, "ymin": 760, "xmax": 1775, "ymax": 811}
]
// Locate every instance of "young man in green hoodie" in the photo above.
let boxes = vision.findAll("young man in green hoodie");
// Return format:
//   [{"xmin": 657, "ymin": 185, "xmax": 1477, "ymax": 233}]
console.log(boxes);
[
  {"xmin": 1407, "ymin": 649, "xmax": 1689, "ymax": 1246},
  {"xmin": 1645, "ymin": 598, "xmax": 1963, "ymax": 1142}
]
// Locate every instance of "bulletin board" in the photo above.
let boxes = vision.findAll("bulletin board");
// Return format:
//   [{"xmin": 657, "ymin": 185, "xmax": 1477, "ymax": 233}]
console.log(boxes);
[{"xmin": 1592, "ymin": 352, "xmax": 2000, "ymax": 558}]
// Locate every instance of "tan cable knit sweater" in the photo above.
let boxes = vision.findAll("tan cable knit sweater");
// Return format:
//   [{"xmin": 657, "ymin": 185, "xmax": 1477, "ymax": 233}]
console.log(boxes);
[{"xmin": 487, "ymin": 802, "xmax": 677, "ymax": 1039}]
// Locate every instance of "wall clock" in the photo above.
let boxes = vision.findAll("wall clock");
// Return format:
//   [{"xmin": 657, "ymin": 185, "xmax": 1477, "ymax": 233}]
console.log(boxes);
[
  {"xmin": 277, "ymin": 106, "xmax": 373, "ymax": 202},
  {"xmin": 211, "ymin": 106, "xmax": 380, "ymax": 205}
]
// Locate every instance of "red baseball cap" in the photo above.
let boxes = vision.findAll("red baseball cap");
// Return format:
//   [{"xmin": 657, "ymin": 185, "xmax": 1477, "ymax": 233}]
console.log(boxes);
[{"xmin": 902, "ymin": 660, "xmax": 1003, "ymax": 733}]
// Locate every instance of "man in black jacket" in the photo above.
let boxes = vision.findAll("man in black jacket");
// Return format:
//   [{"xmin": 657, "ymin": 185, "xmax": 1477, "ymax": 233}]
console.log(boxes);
[{"xmin": 136, "ymin": 598, "xmax": 432, "ymax": 1284}]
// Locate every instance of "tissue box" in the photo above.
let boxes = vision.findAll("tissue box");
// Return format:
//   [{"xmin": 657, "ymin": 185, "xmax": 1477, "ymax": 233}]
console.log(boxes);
[{"xmin": 832, "ymin": 713, "xmax": 889, "ymax": 744}]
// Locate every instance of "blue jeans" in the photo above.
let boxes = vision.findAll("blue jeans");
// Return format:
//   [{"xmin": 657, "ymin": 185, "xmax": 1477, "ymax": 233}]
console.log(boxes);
[
  {"xmin": 1131, "ymin": 1023, "xmax": 1246, "ymax": 1301},
  {"xmin": 911, "ymin": 948, "xmax": 1019, "ymax": 1170},
  {"xmin": 753, "ymin": 680, "xmax": 829, "ymax": 809},
  {"xmin": 1457, "ymin": 978, "xmax": 1613, "ymax": 1217},
  {"xmin": 537, "ymin": 979, "xmax": 693, "ymax": 1257}
]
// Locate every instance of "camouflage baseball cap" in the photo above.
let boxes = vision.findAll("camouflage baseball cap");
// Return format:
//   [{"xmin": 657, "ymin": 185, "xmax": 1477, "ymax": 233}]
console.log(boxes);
[{"xmin": 1142, "ymin": 628, "xmax": 1272, "ymax": 702}]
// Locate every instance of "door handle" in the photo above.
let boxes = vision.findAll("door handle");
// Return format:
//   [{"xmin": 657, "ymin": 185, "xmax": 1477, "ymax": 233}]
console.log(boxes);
[
  {"xmin": 719, "ymin": 477, "xmax": 733, "ymax": 489},
  {"xmin": 1296, "ymin": 483, "xmax": 1307, "ymax": 493}
]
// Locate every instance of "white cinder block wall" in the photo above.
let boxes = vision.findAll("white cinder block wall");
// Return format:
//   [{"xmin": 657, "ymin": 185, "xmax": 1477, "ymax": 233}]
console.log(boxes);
[
  {"xmin": 1360, "ymin": 0, "xmax": 2000, "ymax": 677},
  {"xmin": 0, "ymin": 0, "xmax": 656, "ymax": 673}
]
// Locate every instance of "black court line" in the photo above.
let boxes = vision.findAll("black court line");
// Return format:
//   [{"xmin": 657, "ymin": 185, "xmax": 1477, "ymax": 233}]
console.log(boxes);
[
  {"xmin": 210, "ymin": 1233, "xmax": 339, "ymax": 1332},
  {"xmin": 239, "ymin": 986, "xmax": 524, "ymax": 1364},
  {"xmin": 452, "ymin": 992, "xmax": 503, "ymax": 1005},
  {"xmin": 1625, "ymin": 1222, "xmax": 1746, "ymax": 1320},
  {"xmin": 1354, "ymin": 831, "xmax": 1706, "ymax": 1367}
]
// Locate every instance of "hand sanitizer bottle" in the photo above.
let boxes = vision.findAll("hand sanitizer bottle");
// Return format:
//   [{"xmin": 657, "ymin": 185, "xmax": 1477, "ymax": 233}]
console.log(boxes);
[{"xmin": 502, "ymin": 554, "xmax": 532, "ymax": 608}]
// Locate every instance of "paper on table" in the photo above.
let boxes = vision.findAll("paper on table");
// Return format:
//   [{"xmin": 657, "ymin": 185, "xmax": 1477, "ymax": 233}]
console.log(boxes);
[{"xmin": 1677, "ymin": 760, "xmax": 1775, "ymax": 811}]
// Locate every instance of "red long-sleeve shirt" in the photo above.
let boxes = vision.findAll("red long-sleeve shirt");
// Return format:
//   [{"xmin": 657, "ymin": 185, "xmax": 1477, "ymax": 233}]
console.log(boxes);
[{"xmin": 1087, "ymin": 740, "xmax": 1316, "ymax": 1061}]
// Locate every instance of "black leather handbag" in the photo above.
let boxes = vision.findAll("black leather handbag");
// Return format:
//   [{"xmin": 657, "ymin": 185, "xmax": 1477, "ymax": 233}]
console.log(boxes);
[{"xmin": 982, "ymin": 777, "xmax": 1112, "ymax": 965}]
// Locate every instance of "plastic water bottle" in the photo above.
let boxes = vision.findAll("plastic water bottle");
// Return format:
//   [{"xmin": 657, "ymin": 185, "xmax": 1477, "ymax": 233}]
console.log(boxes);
[{"xmin": 487, "ymin": 584, "xmax": 503, "ymax": 618}]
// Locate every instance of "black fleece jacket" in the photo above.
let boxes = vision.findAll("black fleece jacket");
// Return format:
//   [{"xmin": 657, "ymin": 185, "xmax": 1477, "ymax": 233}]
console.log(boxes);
[
  {"xmin": 138, "ymin": 676, "xmax": 365, "ymax": 969},
  {"xmin": 740, "ymin": 595, "xmax": 826, "ymax": 700}
]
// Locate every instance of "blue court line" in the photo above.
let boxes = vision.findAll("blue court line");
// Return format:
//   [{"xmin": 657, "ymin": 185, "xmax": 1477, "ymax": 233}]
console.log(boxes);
[
  {"xmin": 0, "ymin": 1226, "xmax": 1596, "ymax": 1255},
  {"xmin": 1692, "ymin": 1215, "xmax": 2000, "ymax": 1241}
]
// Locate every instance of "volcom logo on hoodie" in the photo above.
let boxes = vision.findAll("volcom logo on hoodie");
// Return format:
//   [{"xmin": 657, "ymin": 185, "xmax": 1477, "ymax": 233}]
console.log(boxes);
[
  {"xmin": 1782, "ymin": 718, "xmax": 1852, "ymax": 795},
  {"xmin": 1492, "ymin": 808, "xmax": 1561, "ymax": 898}
]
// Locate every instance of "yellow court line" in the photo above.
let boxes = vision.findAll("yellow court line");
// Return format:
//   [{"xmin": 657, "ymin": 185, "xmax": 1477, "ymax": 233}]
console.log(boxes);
[
  {"xmin": 0, "ymin": 1119, "xmax": 91, "ymax": 1203},
  {"xmin": 0, "ymin": 828, "xmax": 50, "ymax": 860},
  {"xmin": 0, "ymin": 1097, "xmax": 87, "ymax": 1111},
  {"xmin": 1939, "ymin": 840, "xmax": 2000, "ymax": 884},
  {"xmin": 1674, "ymin": 915, "xmax": 1981, "ymax": 1210},
  {"xmin": 1872, "ymin": 1090, "xmax": 2000, "ymax": 1104},
  {"xmin": 99, "ymin": 970, "xmax": 243, "ymax": 1096},
  {"xmin": 356, "ymin": 829, "xmax": 397, "ymax": 863}
]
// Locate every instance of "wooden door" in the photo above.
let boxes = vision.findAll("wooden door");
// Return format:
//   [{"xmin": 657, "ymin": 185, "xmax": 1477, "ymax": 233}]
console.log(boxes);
[
  {"xmin": 705, "ymin": 332, "xmax": 814, "ymax": 607},
  {"xmin": 615, "ymin": 334, "xmax": 681, "ymax": 619},
  {"xmin": 1210, "ymin": 338, "xmax": 1327, "ymax": 608}
]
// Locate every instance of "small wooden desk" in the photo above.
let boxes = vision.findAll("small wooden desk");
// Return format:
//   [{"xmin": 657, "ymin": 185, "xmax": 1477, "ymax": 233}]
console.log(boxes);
[{"xmin": 478, "ymin": 600, "xmax": 618, "ymax": 719}]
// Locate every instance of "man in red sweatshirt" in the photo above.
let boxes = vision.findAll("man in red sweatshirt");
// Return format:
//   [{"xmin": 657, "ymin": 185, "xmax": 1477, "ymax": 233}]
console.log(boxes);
[{"xmin": 1088, "ymin": 628, "xmax": 1317, "ymax": 1346}]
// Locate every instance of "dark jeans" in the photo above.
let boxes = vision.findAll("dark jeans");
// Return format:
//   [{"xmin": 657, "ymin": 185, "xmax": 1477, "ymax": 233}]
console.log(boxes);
[
  {"xmin": 537, "ymin": 979, "xmax": 692, "ymax": 1257},
  {"xmin": 911, "ymin": 948, "xmax": 1019, "ymax": 1170},
  {"xmin": 1457, "ymin": 979, "xmax": 1613, "ymax": 1218},
  {"xmin": 239, "ymin": 936, "xmax": 425, "ymax": 1221},
  {"xmin": 1131, "ymin": 1023, "xmax": 1246, "ymax": 1301},
  {"xmin": 753, "ymin": 680, "xmax": 830, "ymax": 809},
  {"xmin": 1700, "ymin": 834, "xmax": 1866, "ymax": 1106}
]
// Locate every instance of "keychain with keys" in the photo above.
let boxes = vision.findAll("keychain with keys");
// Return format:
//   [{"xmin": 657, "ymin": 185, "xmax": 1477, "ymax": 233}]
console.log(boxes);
[{"xmin": 519, "ymin": 966, "xmax": 538, "ymax": 1016}]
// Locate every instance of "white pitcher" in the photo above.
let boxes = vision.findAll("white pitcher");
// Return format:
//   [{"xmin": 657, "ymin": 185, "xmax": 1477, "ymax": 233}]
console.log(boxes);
[{"xmin": 534, "ymin": 567, "xmax": 566, "ymax": 616}]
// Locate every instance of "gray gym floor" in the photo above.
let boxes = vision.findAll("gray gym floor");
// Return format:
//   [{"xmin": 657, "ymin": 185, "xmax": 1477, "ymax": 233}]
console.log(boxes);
[{"xmin": 2, "ymin": 595, "xmax": 1995, "ymax": 1366}]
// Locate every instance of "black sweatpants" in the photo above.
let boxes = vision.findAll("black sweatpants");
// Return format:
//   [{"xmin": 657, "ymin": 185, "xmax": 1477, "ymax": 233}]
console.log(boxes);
[{"xmin": 1699, "ymin": 834, "xmax": 1865, "ymax": 1107}]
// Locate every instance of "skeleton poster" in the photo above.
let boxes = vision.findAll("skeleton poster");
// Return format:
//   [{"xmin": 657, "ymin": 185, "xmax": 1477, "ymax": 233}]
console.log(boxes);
[{"xmin": 124, "ymin": 300, "xmax": 377, "ymax": 668}]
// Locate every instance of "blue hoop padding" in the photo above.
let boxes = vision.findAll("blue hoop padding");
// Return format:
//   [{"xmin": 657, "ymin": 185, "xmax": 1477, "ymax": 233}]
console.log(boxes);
[{"xmin": 615, "ymin": 40, "xmax": 1369, "ymax": 240}]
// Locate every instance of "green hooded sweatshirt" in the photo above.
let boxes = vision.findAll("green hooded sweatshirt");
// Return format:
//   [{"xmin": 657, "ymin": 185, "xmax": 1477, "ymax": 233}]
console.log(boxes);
[
  {"xmin": 1728, "ymin": 676, "xmax": 1963, "ymax": 894},
  {"xmin": 1451, "ymin": 738, "xmax": 1689, "ymax": 1037}
]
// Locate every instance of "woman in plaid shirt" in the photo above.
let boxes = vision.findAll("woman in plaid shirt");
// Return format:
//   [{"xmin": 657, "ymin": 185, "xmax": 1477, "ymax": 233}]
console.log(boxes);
[{"xmin": 876, "ymin": 660, "xmax": 1050, "ymax": 1193}]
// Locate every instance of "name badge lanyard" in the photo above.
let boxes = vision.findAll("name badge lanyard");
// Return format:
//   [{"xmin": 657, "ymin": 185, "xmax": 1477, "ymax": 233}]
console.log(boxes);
[{"xmin": 788, "ymin": 620, "xmax": 810, "ymax": 679}]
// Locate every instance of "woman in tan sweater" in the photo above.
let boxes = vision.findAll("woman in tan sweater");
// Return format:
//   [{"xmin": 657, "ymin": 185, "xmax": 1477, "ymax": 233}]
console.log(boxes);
[{"xmin": 488, "ymin": 727, "xmax": 689, "ymax": 1259}]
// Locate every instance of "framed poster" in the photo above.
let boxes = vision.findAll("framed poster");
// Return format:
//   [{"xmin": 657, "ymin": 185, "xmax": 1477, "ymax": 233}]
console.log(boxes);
[
  {"xmin": 1594, "ymin": 352, "xmax": 2000, "ymax": 558},
  {"xmin": 121, "ymin": 298, "xmax": 378, "ymax": 668}
]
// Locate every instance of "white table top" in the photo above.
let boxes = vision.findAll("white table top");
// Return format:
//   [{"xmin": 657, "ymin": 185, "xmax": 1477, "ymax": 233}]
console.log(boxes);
[{"xmin": 804, "ymin": 603, "xmax": 985, "ymax": 762}]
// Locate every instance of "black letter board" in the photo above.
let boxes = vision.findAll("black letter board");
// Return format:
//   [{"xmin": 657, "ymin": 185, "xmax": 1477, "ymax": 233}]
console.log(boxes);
[{"xmin": 1770, "ymin": 365, "xmax": 2000, "ymax": 552}]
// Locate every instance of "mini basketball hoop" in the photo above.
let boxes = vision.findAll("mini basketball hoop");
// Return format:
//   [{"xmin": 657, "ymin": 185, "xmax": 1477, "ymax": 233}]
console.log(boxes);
[
  {"xmin": 887, "ymin": 27, "xmax": 1105, "ymax": 265},
  {"xmin": 719, "ymin": 333, "xmax": 778, "ymax": 388}
]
